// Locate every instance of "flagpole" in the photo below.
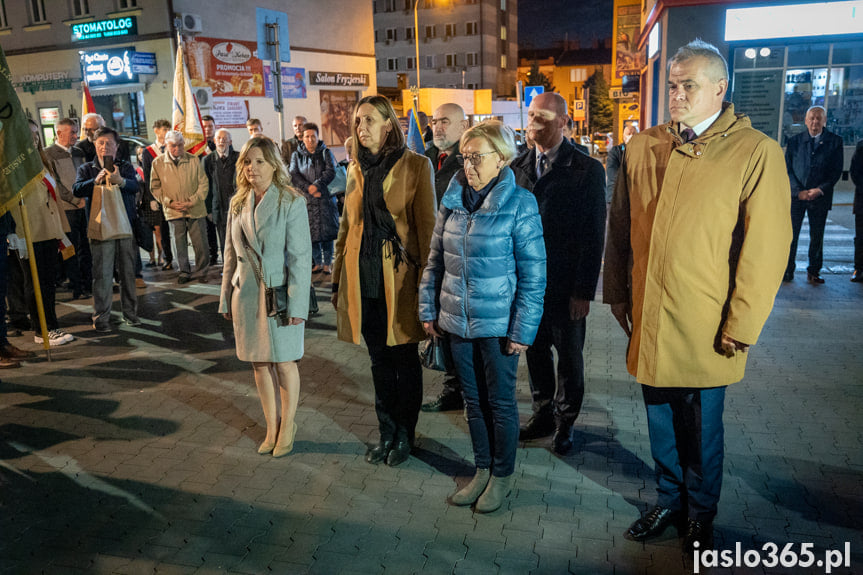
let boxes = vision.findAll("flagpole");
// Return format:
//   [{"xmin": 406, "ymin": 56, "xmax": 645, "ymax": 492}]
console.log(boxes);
[{"xmin": 17, "ymin": 191, "xmax": 52, "ymax": 360}]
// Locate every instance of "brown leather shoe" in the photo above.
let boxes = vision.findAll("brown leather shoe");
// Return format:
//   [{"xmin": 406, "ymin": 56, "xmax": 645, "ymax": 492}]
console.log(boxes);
[
  {"xmin": 807, "ymin": 272, "xmax": 825, "ymax": 284},
  {"xmin": 1, "ymin": 343, "xmax": 31, "ymax": 359}
]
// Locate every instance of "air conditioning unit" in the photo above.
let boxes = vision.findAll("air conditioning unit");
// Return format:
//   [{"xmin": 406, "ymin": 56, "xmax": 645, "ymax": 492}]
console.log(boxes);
[
  {"xmin": 181, "ymin": 13, "xmax": 203, "ymax": 34},
  {"xmin": 194, "ymin": 87, "xmax": 213, "ymax": 109}
]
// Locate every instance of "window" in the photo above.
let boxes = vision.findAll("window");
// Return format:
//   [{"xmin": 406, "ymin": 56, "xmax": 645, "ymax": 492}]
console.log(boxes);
[
  {"xmin": 425, "ymin": 54, "xmax": 436, "ymax": 69},
  {"xmin": 406, "ymin": 57, "xmax": 415, "ymax": 70},
  {"xmin": 386, "ymin": 28, "xmax": 397, "ymax": 42},
  {"xmin": 500, "ymin": 0, "xmax": 506, "ymax": 9},
  {"xmin": 405, "ymin": 26, "xmax": 414, "ymax": 41},
  {"xmin": 403, "ymin": 0, "xmax": 410, "ymax": 8},
  {"xmin": 500, "ymin": 25, "xmax": 507, "ymax": 40},
  {"xmin": 445, "ymin": 53, "xmax": 457, "ymax": 67},
  {"xmin": 465, "ymin": 22, "xmax": 478, "ymax": 35},
  {"xmin": 425, "ymin": 25, "xmax": 436, "ymax": 39},
  {"xmin": 501, "ymin": 54, "xmax": 507, "ymax": 68},
  {"xmin": 467, "ymin": 83, "xmax": 477, "ymax": 89},
  {"xmin": 30, "ymin": 0, "xmax": 46, "ymax": 22},
  {"xmin": 445, "ymin": 23, "xmax": 455, "ymax": 37},
  {"xmin": 384, "ymin": 0, "xmax": 396, "ymax": 11},
  {"xmin": 72, "ymin": 0, "xmax": 90, "ymax": 16},
  {"xmin": 374, "ymin": 30, "xmax": 379, "ymax": 43},
  {"xmin": 0, "ymin": 0, "xmax": 7, "ymax": 27},
  {"xmin": 387, "ymin": 58, "xmax": 399, "ymax": 71},
  {"xmin": 119, "ymin": 0, "xmax": 138, "ymax": 7},
  {"xmin": 466, "ymin": 52, "xmax": 478, "ymax": 66}
]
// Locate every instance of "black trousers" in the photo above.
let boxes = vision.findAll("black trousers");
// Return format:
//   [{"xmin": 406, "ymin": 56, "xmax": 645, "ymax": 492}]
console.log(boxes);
[
  {"xmin": 206, "ymin": 217, "xmax": 219, "ymax": 263},
  {"xmin": 160, "ymin": 219, "xmax": 173, "ymax": 263},
  {"xmin": 63, "ymin": 208, "xmax": 92, "ymax": 295},
  {"xmin": 787, "ymin": 196, "xmax": 829, "ymax": 276},
  {"xmin": 361, "ymin": 297, "xmax": 422, "ymax": 444},
  {"xmin": 525, "ymin": 313, "xmax": 586, "ymax": 425},
  {"xmin": 855, "ymin": 209, "xmax": 862, "ymax": 270}
]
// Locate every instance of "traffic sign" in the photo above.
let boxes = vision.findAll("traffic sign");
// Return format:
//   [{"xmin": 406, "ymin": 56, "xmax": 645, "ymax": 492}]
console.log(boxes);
[
  {"xmin": 256, "ymin": 8, "xmax": 291, "ymax": 63},
  {"xmin": 524, "ymin": 85, "xmax": 544, "ymax": 108},
  {"xmin": 572, "ymin": 99, "xmax": 586, "ymax": 121}
]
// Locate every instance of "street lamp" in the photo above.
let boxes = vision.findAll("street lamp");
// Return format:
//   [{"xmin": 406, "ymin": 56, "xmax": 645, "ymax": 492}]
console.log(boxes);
[{"xmin": 414, "ymin": 0, "xmax": 421, "ymax": 89}]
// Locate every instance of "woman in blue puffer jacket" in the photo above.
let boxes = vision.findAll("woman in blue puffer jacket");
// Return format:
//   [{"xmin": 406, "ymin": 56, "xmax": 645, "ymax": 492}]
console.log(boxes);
[{"xmin": 419, "ymin": 120, "xmax": 546, "ymax": 513}]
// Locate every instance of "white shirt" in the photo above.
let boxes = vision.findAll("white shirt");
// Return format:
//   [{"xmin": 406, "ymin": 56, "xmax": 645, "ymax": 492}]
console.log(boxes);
[{"xmin": 685, "ymin": 109, "xmax": 722, "ymax": 137}]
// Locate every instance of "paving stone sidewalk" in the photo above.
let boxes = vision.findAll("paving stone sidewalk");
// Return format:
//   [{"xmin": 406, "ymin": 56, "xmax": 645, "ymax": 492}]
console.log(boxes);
[{"xmin": 0, "ymin": 210, "xmax": 861, "ymax": 575}]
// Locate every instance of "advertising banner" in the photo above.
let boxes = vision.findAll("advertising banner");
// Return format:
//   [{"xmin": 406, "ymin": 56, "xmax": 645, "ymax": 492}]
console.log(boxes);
[
  {"xmin": 263, "ymin": 65, "xmax": 307, "ymax": 99},
  {"xmin": 613, "ymin": 2, "xmax": 645, "ymax": 80},
  {"xmin": 320, "ymin": 90, "xmax": 358, "ymax": 147},
  {"xmin": 184, "ymin": 37, "xmax": 264, "ymax": 98},
  {"xmin": 211, "ymin": 98, "xmax": 251, "ymax": 129}
]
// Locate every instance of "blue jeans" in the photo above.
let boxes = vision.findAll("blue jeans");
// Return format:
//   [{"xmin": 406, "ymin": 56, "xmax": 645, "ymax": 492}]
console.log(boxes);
[
  {"xmin": 312, "ymin": 241, "xmax": 334, "ymax": 267},
  {"xmin": 448, "ymin": 334, "xmax": 520, "ymax": 477},
  {"xmin": 642, "ymin": 385, "xmax": 726, "ymax": 522},
  {"xmin": 91, "ymin": 237, "xmax": 139, "ymax": 328},
  {"xmin": 525, "ymin": 314, "xmax": 586, "ymax": 424}
]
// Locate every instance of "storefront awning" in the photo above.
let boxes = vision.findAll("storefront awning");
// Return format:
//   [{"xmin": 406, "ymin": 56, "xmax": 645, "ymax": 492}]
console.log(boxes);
[{"xmin": 89, "ymin": 83, "xmax": 145, "ymax": 96}]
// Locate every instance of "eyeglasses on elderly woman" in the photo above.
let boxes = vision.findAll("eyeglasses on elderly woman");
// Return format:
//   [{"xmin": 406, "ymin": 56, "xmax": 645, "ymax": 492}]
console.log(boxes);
[{"xmin": 457, "ymin": 151, "xmax": 497, "ymax": 166}]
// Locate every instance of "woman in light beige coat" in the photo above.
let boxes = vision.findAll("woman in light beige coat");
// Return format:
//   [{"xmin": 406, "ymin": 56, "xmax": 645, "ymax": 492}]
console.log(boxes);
[{"xmin": 219, "ymin": 137, "xmax": 312, "ymax": 457}]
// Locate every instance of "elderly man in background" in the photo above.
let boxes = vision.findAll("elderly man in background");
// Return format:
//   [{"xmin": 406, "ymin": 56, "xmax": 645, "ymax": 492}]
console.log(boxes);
[
  {"xmin": 204, "ymin": 128, "xmax": 239, "ymax": 258},
  {"xmin": 419, "ymin": 103, "xmax": 470, "ymax": 413},
  {"xmin": 605, "ymin": 39, "xmax": 791, "ymax": 552},
  {"xmin": 150, "ymin": 131, "xmax": 211, "ymax": 284},
  {"xmin": 281, "ymin": 115, "xmax": 307, "ymax": 168},
  {"xmin": 73, "ymin": 126, "xmax": 141, "ymax": 332},
  {"xmin": 75, "ymin": 113, "xmax": 130, "ymax": 164},
  {"xmin": 45, "ymin": 118, "xmax": 91, "ymax": 300},
  {"xmin": 783, "ymin": 105, "xmax": 843, "ymax": 284}
]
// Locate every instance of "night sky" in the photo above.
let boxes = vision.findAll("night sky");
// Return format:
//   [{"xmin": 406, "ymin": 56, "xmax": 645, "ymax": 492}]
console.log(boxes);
[{"xmin": 518, "ymin": 0, "xmax": 615, "ymax": 50}]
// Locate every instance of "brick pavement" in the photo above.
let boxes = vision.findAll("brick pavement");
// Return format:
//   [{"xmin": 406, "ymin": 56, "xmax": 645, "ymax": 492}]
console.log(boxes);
[{"xmin": 0, "ymin": 207, "xmax": 861, "ymax": 574}]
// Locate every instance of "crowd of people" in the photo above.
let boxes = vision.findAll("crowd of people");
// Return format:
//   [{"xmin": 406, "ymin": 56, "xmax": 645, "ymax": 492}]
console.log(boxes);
[{"xmin": 6, "ymin": 38, "xmax": 861, "ymax": 553}]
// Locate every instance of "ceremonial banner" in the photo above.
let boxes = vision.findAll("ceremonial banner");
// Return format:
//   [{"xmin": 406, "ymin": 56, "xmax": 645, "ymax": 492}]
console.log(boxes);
[
  {"xmin": 81, "ymin": 80, "xmax": 96, "ymax": 116},
  {"xmin": 173, "ymin": 39, "xmax": 206, "ymax": 155},
  {"xmin": 406, "ymin": 108, "xmax": 425, "ymax": 154},
  {"xmin": 0, "ymin": 46, "xmax": 46, "ymax": 213}
]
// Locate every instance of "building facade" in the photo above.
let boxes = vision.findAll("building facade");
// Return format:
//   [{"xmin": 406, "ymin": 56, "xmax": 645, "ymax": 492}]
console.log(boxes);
[
  {"xmin": 373, "ymin": 0, "xmax": 518, "ymax": 98},
  {"xmin": 5, "ymin": 0, "xmax": 376, "ymax": 151}
]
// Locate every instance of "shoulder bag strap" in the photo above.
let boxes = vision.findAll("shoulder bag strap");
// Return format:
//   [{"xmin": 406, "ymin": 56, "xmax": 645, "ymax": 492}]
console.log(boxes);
[{"xmin": 239, "ymin": 227, "xmax": 267, "ymax": 288}]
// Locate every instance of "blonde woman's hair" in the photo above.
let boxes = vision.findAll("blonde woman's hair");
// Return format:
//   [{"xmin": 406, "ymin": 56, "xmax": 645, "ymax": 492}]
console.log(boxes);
[
  {"xmin": 460, "ymin": 119, "xmax": 518, "ymax": 165},
  {"xmin": 231, "ymin": 136, "xmax": 299, "ymax": 215}
]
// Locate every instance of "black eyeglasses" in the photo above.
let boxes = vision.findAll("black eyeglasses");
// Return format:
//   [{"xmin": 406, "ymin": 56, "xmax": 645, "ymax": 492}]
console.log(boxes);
[{"xmin": 457, "ymin": 151, "xmax": 497, "ymax": 166}]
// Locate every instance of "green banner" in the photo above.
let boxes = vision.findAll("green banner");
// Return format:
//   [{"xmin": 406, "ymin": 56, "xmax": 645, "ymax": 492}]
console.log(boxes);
[{"xmin": 0, "ymin": 45, "xmax": 45, "ymax": 213}]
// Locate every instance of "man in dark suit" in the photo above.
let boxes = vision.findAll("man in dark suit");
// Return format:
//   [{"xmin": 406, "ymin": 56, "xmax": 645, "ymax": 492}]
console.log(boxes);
[
  {"xmin": 848, "ymin": 140, "xmax": 863, "ymax": 282},
  {"xmin": 420, "ymin": 103, "xmax": 469, "ymax": 413},
  {"xmin": 511, "ymin": 92, "xmax": 607, "ymax": 454},
  {"xmin": 784, "ymin": 106, "xmax": 843, "ymax": 283},
  {"xmin": 204, "ymin": 128, "xmax": 240, "ymax": 258},
  {"xmin": 605, "ymin": 124, "xmax": 638, "ymax": 203},
  {"xmin": 142, "ymin": 119, "xmax": 174, "ymax": 270}
]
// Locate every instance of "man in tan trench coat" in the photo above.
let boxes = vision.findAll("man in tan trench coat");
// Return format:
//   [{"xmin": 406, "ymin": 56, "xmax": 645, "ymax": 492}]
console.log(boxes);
[{"xmin": 604, "ymin": 40, "xmax": 792, "ymax": 553}]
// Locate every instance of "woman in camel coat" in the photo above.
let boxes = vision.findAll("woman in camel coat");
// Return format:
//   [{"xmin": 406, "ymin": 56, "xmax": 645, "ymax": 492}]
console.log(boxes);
[{"xmin": 331, "ymin": 95, "xmax": 436, "ymax": 468}]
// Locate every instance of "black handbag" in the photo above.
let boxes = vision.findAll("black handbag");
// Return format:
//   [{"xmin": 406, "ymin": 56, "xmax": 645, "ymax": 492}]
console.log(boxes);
[
  {"xmin": 419, "ymin": 336, "xmax": 452, "ymax": 372},
  {"xmin": 240, "ymin": 230, "xmax": 290, "ymax": 326}
]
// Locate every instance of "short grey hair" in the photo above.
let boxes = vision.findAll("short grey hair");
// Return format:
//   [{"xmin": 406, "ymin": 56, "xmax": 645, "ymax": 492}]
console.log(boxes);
[
  {"xmin": 164, "ymin": 130, "xmax": 185, "ymax": 144},
  {"xmin": 460, "ymin": 119, "xmax": 518, "ymax": 164},
  {"xmin": 82, "ymin": 113, "xmax": 105, "ymax": 126},
  {"xmin": 669, "ymin": 38, "xmax": 728, "ymax": 82},
  {"xmin": 215, "ymin": 128, "xmax": 232, "ymax": 140}
]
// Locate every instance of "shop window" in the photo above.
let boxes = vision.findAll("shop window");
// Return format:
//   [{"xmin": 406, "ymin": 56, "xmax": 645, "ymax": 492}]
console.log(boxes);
[
  {"xmin": 783, "ymin": 67, "xmax": 828, "ymax": 143},
  {"xmin": 831, "ymin": 41, "xmax": 863, "ymax": 65},
  {"xmin": 788, "ymin": 43, "xmax": 829, "ymax": 67},
  {"xmin": 826, "ymin": 65, "xmax": 863, "ymax": 145},
  {"xmin": 30, "ymin": 0, "xmax": 46, "ymax": 23},
  {"xmin": 72, "ymin": 0, "xmax": 90, "ymax": 17}
]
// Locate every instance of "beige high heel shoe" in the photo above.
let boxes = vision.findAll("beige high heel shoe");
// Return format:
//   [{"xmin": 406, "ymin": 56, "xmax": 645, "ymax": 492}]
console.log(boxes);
[
  {"xmin": 273, "ymin": 422, "xmax": 297, "ymax": 458},
  {"xmin": 257, "ymin": 439, "xmax": 275, "ymax": 455}
]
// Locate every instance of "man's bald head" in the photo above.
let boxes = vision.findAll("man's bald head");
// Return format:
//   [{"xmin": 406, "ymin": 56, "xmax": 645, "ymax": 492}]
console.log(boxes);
[
  {"xmin": 527, "ymin": 92, "xmax": 567, "ymax": 151},
  {"xmin": 432, "ymin": 103, "xmax": 469, "ymax": 152}
]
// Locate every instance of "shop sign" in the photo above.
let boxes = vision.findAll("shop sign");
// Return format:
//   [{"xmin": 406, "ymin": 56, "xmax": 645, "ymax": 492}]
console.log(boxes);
[
  {"xmin": 131, "ymin": 52, "xmax": 157, "ymax": 75},
  {"xmin": 72, "ymin": 16, "xmax": 138, "ymax": 42},
  {"xmin": 39, "ymin": 108, "xmax": 60, "ymax": 124},
  {"xmin": 210, "ymin": 98, "xmax": 250, "ymax": 129},
  {"xmin": 309, "ymin": 71, "xmax": 369, "ymax": 88},
  {"xmin": 13, "ymin": 71, "xmax": 75, "ymax": 94},
  {"xmin": 263, "ymin": 65, "xmax": 306, "ymax": 99},
  {"xmin": 81, "ymin": 47, "xmax": 138, "ymax": 86},
  {"xmin": 185, "ymin": 37, "xmax": 264, "ymax": 98}
]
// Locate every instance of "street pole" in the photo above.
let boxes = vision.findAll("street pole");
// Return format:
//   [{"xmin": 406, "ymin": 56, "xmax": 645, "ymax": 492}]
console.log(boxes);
[
  {"xmin": 414, "ymin": 0, "xmax": 421, "ymax": 89},
  {"xmin": 267, "ymin": 22, "xmax": 285, "ymax": 144}
]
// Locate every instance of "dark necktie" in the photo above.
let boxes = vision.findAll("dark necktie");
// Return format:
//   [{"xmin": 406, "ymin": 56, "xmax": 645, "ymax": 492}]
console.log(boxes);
[
  {"xmin": 681, "ymin": 128, "xmax": 697, "ymax": 143},
  {"xmin": 437, "ymin": 152, "xmax": 447, "ymax": 170},
  {"xmin": 537, "ymin": 153, "xmax": 548, "ymax": 179}
]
